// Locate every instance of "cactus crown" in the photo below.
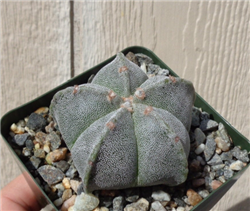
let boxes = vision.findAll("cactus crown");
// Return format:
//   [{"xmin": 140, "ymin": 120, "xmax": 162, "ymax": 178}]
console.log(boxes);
[{"xmin": 50, "ymin": 52, "xmax": 195, "ymax": 193}]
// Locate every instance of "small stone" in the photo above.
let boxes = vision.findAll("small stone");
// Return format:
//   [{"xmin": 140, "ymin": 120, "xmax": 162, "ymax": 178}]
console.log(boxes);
[
  {"xmin": 61, "ymin": 195, "xmax": 77, "ymax": 211},
  {"xmin": 43, "ymin": 143, "xmax": 51, "ymax": 153},
  {"xmin": 204, "ymin": 135, "xmax": 216, "ymax": 161},
  {"xmin": 73, "ymin": 192, "xmax": 99, "ymax": 211},
  {"xmin": 66, "ymin": 164, "xmax": 78, "ymax": 179},
  {"xmin": 54, "ymin": 198, "xmax": 63, "ymax": 207},
  {"xmin": 24, "ymin": 126, "xmax": 36, "ymax": 136},
  {"xmin": 22, "ymin": 147, "xmax": 32, "ymax": 156},
  {"xmin": 173, "ymin": 198, "xmax": 186, "ymax": 207},
  {"xmin": 62, "ymin": 177, "xmax": 71, "ymax": 189},
  {"xmin": 207, "ymin": 153, "xmax": 223, "ymax": 166},
  {"xmin": 126, "ymin": 195, "xmax": 139, "ymax": 203},
  {"xmin": 211, "ymin": 164, "xmax": 225, "ymax": 171},
  {"xmin": 232, "ymin": 147, "xmax": 250, "ymax": 163},
  {"xmin": 35, "ymin": 107, "xmax": 49, "ymax": 115},
  {"xmin": 93, "ymin": 207, "xmax": 109, "ymax": 211},
  {"xmin": 220, "ymin": 151, "xmax": 233, "ymax": 161},
  {"xmin": 147, "ymin": 64, "xmax": 161, "ymax": 74},
  {"xmin": 211, "ymin": 180, "xmax": 223, "ymax": 190},
  {"xmin": 197, "ymin": 190, "xmax": 209, "ymax": 199},
  {"xmin": 223, "ymin": 168, "xmax": 234, "ymax": 180},
  {"xmin": 30, "ymin": 156, "xmax": 41, "ymax": 169},
  {"xmin": 45, "ymin": 121, "xmax": 55, "ymax": 133},
  {"xmin": 215, "ymin": 137, "xmax": 230, "ymax": 152},
  {"xmin": 99, "ymin": 196, "xmax": 113, "ymax": 208},
  {"xmin": 192, "ymin": 178, "xmax": 205, "ymax": 188},
  {"xmin": 195, "ymin": 144, "xmax": 205, "ymax": 154},
  {"xmin": 126, "ymin": 52, "xmax": 139, "ymax": 66},
  {"xmin": 13, "ymin": 133, "xmax": 30, "ymax": 146},
  {"xmin": 62, "ymin": 189, "xmax": 72, "ymax": 202},
  {"xmin": 200, "ymin": 119, "xmax": 218, "ymax": 132},
  {"xmin": 135, "ymin": 53, "xmax": 153, "ymax": 66},
  {"xmin": 203, "ymin": 165, "xmax": 210, "ymax": 173},
  {"xmin": 194, "ymin": 128, "xmax": 206, "ymax": 146},
  {"xmin": 35, "ymin": 143, "xmax": 40, "ymax": 149},
  {"xmin": 70, "ymin": 179, "xmax": 81, "ymax": 194},
  {"xmin": 186, "ymin": 189, "xmax": 202, "ymax": 206},
  {"xmin": 57, "ymin": 190, "xmax": 64, "ymax": 198},
  {"xmin": 215, "ymin": 123, "xmax": 231, "ymax": 146},
  {"xmin": 113, "ymin": 196, "xmax": 125, "ymax": 211},
  {"xmin": 55, "ymin": 183, "xmax": 65, "ymax": 192},
  {"xmin": 46, "ymin": 131, "xmax": 61, "ymax": 150},
  {"xmin": 169, "ymin": 201, "xmax": 178, "ymax": 208},
  {"xmin": 215, "ymin": 147, "xmax": 222, "ymax": 154},
  {"xmin": 230, "ymin": 160, "xmax": 244, "ymax": 171},
  {"xmin": 191, "ymin": 107, "xmax": 201, "ymax": 127},
  {"xmin": 34, "ymin": 148, "xmax": 46, "ymax": 158},
  {"xmin": 218, "ymin": 176, "xmax": 226, "ymax": 183},
  {"xmin": 151, "ymin": 201, "xmax": 166, "ymax": 211},
  {"xmin": 184, "ymin": 205, "xmax": 193, "ymax": 211},
  {"xmin": 10, "ymin": 123, "xmax": 25, "ymax": 134},
  {"xmin": 200, "ymin": 111, "xmax": 210, "ymax": 120},
  {"xmin": 124, "ymin": 198, "xmax": 149, "ymax": 211},
  {"xmin": 25, "ymin": 139, "xmax": 34, "ymax": 150},
  {"xmin": 46, "ymin": 148, "xmax": 68, "ymax": 164},
  {"xmin": 152, "ymin": 190, "xmax": 171, "ymax": 202},
  {"xmin": 158, "ymin": 69, "xmax": 169, "ymax": 76},
  {"xmin": 176, "ymin": 207, "xmax": 185, "ymax": 211},
  {"xmin": 35, "ymin": 132, "xmax": 47, "ymax": 144},
  {"xmin": 37, "ymin": 165, "xmax": 64, "ymax": 185},
  {"xmin": 205, "ymin": 176, "xmax": 213, "ymax": 192},
  {"xmin": 27, "ymin": 113, "xmax": 47, "ymax": 131},
  {"xmin": 53, "ymin": 160, "xmax": 70, "ymax": 172}
]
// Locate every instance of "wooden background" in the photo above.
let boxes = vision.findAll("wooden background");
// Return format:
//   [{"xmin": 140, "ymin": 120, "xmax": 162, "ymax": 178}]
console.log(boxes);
[{"xmin": 1, "ymin": 1, "xmax": 249, "ymax": 210}]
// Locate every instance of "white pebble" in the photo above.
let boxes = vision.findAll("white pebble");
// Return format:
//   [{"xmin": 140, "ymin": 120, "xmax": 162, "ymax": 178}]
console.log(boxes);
[
  {"xmin": 151, "ymin": 201, "xmax": 166, "ymax": 211},
  {"xmin": 73, "ymin": 192, "xmax": 99, "ymax": 211},
  {"xmin": 177, "ymin": 207, "xmax": 185, "ymax": 211},
  {"xmin": 54, "ymin": 198, "xmax": 63, "ymax": 207},
  {"xmin": 230, "ymin": 160, "xmax": 244, "ymax": 171},
  {"xmin": 195, "ymin": 144, "xmax": 205, "ymax": 154},
  {"xmin": 151, "ymin": 190, "xmax": 171, "ymax": 202}
]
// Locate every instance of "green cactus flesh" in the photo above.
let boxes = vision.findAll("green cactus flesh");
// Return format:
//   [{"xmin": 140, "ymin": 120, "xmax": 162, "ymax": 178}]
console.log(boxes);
[{"xmin": 50, "ymin": 52, "xmax": 195, "ymax": 193}]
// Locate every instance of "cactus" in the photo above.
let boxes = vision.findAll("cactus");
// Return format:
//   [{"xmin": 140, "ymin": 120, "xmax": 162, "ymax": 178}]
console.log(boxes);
[{"xmin": 50, "ymin": 52, "xmax": 195, "ymax": 193}]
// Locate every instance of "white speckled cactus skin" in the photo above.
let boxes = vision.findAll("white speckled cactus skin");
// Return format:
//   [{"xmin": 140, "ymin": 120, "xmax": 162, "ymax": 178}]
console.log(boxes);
[{"xmin": 50, "ymin": 52, "xmax": 195, "ymax": 193}]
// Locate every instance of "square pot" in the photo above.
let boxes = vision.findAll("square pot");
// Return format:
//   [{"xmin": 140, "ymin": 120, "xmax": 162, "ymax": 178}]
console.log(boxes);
[{"xmin": 1, "ymin": 46, "xmax": 250, "ymax": 211}]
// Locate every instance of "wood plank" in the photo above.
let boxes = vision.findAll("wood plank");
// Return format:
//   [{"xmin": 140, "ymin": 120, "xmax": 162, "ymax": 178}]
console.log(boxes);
[
  {"xmin": 0, "ymin": 1, "xmax": 71, "ymax": 190},
  {"xmin": 73, "ymin": 1, "xmax": 249, "ymax": 210}
]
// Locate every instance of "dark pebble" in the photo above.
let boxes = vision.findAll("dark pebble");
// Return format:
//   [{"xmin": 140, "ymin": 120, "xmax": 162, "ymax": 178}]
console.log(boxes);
[
  {"xmin": 174, "ymin": 197, "xmax": 186, "ymax": 207},
  {"xmin": 200, "ymin": 119, "xmax": 218, "ymax": 132},
  {"xmin": 25, "ymin": 139, "xmax": 34, "ymax": 150},
  {"xmin": 14, "ymin": 133, "xmax": 30, "ymax": 146},
  {"xmin": 37, "ymin": 165, "xmax": 64, "ymax": 185},
  {"xmin": 200, "ymin": 111, "xmax": 210, "ymax": 121},
  {"xmin": 65, "ymin": 164, "xmax": 78, "ymax": 179},
  {"xmin": 30, "ymin": 156, "xmax": 41, "ymax": 169},
  {"xmin": 99, "ymin": 196, "xmax": 113, "ymax": 208},
  {"xmin": 77, "ymin": 182, "xmax": 84, "ymax": 195},
  {"xmin": 53, "ymin": 160, "xmax": 70, "ymax": 173},
  {"xmin": 126, "ymin": 52, "xmax": 139, "ymax": 66},
  {"xmin": 191, "ymin": 107, "xmax": 201, "ymax": 127},
  {"xmin": 27, "ymin": 113, "xmax": 47, "ymax": 131}
]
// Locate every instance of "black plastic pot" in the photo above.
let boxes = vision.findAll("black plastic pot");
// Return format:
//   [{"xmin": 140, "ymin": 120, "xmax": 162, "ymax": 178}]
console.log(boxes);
[{"xmin": 1, "ymin": 46, "xmax": 250, "ymax": 211}]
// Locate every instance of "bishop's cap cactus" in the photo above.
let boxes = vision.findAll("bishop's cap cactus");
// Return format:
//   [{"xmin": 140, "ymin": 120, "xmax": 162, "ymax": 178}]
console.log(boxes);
[{"xmin": 50, "ymin": 52, "xmax": 195, "ymax": 193}]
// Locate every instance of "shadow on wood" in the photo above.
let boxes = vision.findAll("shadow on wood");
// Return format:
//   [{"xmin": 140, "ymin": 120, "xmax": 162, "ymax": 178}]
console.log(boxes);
[{"xmin": 226, "ymin": 197, "xmax": 250, "ymax": 211}]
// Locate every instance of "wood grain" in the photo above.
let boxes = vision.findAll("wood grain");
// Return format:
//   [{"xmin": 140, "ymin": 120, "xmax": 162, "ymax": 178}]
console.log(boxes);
[{"xmin": 0, "ymin": 0, "xmax": 70, "ymax": 189}]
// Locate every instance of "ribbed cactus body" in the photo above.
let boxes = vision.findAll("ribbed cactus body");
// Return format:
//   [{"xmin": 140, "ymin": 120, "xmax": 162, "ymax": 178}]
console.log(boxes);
[{"xmin": 50, "ymin": 52, "xmax": 195, "ymax": 193}]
